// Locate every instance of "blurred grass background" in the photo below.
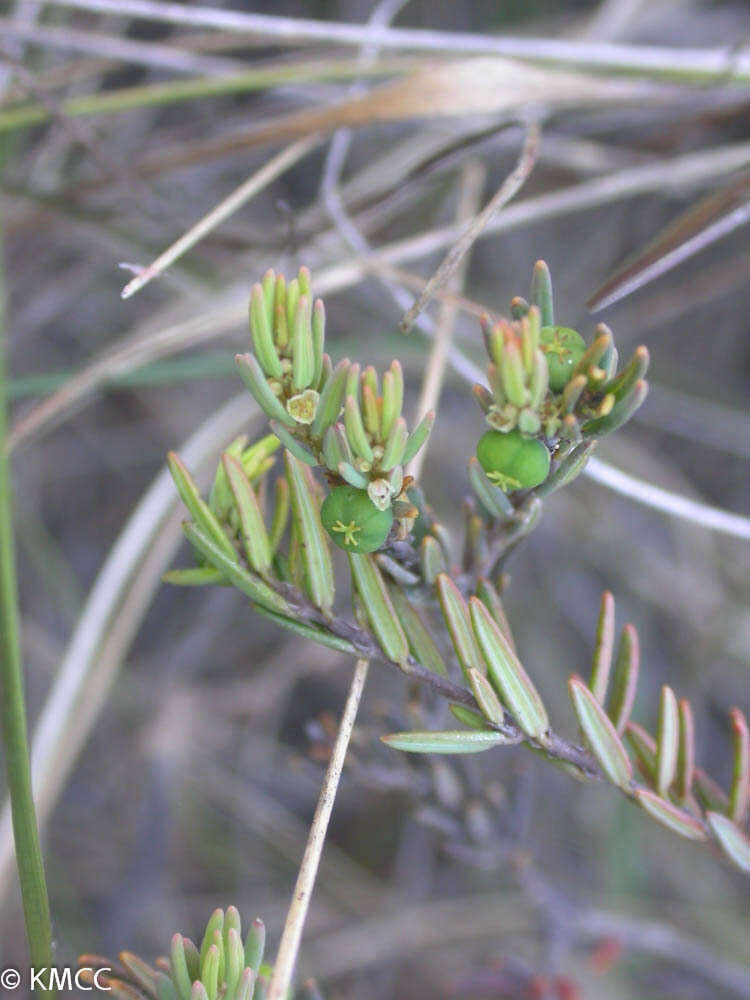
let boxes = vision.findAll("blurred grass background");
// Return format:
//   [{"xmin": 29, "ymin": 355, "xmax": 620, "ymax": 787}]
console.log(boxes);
[{"xmin": 1, "ymin": 1, "xmax": 749, "ymax": 997}]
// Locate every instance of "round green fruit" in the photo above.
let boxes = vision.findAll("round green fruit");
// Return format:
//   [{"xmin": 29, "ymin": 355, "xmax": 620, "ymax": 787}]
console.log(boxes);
[
  {"xmin": 540, "ymin": 325, "xmax": 586, "ymax": 392},
  {"xmin": 476, "ymin": 429, "xmax": 550, "ymax": 493},
  {"xmin": 321, "ymin": 485, "xmax": 393, "ymax": 553}
]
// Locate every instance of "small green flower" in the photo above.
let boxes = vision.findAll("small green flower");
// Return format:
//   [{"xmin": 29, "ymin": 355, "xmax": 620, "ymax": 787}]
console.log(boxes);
[
  {"xmin": 321, "ymin": 485, "xmax": 393, "ymax": 552},
  {"xmin": 476, "ymin": 429, "xmax": 550, "ymax": 493},
  {"xmin": 540, "ymin": 326, "xmax": 586, "ymax": 392}
]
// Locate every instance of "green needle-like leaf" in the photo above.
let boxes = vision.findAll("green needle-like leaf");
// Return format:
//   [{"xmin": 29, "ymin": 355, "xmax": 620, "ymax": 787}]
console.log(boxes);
[
  {"xmin": 285, "ymin": 452, "xmax": 335, "ymax": 613},
  {"xmin": 436, "ymin": 575, "xmax": 484, "ymax": 679},
  {"xmin": 656, "ymin": 685, "xmax": 680, "ymax": 796},
  {"xmin": 603, "ymin": 345, "xmax": 649, "ymax": 401},
  {"xmin": 349, "ymin": 553, "xmax": 409, "ymax": 667},
  {"xmin": 163, "ymin": 567, "xmax": 226, "ymax": 587},
  {"xmin": 589, "ymin": 591, "xmax": 615, "ymax": 705},
  {"xmin": 449, "ymin": 704, "xmax": 488, "ymax": 730},
  {"xmin": 581, "ymin": 379, "xmax": 648, "ymax": 437},
  {"xmin": 389, "ymin": 584, "xmax": 447, "ymax": 675},
  {"xmin": 344, "ymin": 395, "xmax": 374, "ymax": 463},
  {"xmin": 535, "ymin": 441, "xmax": 595, "ymax": 498},
  {"xmin": 254, "ymin": 605, "xmax": 357, "ymax": 655},
  {"xmin": 469, "ymin": 668, "xmax": 506, "ymax": 727},
  {"xmin": 475, "ymin": 577, "xmax": 516, "ymax": 653},
  {"xmin": 311, "ymin": 299, "xmax": 326, "ymax": 389},
  {"xmin": 569, "ymin": 676, "xmax": 632, "ymax": 788},
  {"xmin": 607, "ymin": 624, "xmax": 639, "ymax": 734},
  {"xmin": 168, "ymin": 452, "xmax": 238, "ymax": 562},
  {"xmin": 202, "ymin": 945, "xmax": 220, "ymax": 1000},
  {"xmin": 676, "ymin": 698, "xmax": 695, "ymax": 802},
  {"xmin": 224, "ymin": 928, "xmax": 243, "ymax": 1000},
  {"xmin": 729, "ymin": 707, "xmax": 750, "ymax": 825},
  {"xmin": 249, "ymin": 284, "xmax": 283, "ymax": 379},
  {"xmin": 244, "ymin": 918, "xmax": 265, "ymax": 974},
  {"xmin": 199, "ymin": 910, "xmax": 224, "ymax": 972},
  {"xmin": 269, "ymin": 420, "xmax": 317, "ymax": 465},
  {"xmin": 468, "ymin": 456, "xmax": 514, "ymax": 519},
  {"xmin": 223, "ymin": 454, "xmax": 271, "ymax": 575},
  {"xmin": 402, "ymin": 410, "xmax": 435, "ymax": 465},
  {"xmin": 235, "ymin": 353, "xmax": 295, "ymax": 427},
  {"xmin": 157, "ymin": 974, "xmax": 180, "ymax": 1000},
  {"xmin": 382, "ymin": 730, "xmax": 514, "ymax": 754},
  {"xmin": 170, "ymin": 935, "xmax": 193, "ymax": 1000},
  {"xmin": 292, "ymin": 295, "xmax": 315, "ymax": 390},
  {"xmin": 530, "ymin": 259, "xmax": 554, "ymax": 327},
  {"xmin": 471, "ymin": 597, "xmax": 549, "ymax": 741},
  {"xmin": 311, "ymin": 358, "xmax": 349, "ymax": 438},
  {"xmin": 381, "ymin": 360, "xmax": 404, "ymax": 440},
  {"xmin": 184, "ymin": 523, "xmax": 290, "ymax": 616},
  {"xmin": 706, "ymin": 811, "xmax": 750, "ymax": 872},
  {"xmin": 268, "ymin": 476, "xmax": 290, "ymax": 556},
  {"xmin": 338, "ymin": 461, "xmax": 370, "ymax": 490},
  {"xmin": 380, "ymin": 416, "xmax": 408, "ymax": 471},
  {"xmin": 634, "ymin": 787, "xmax": 708, "ymax": 841},
  {"xmin": 625, "ymin": 721, "xmax": 657, "ymax": 784},
  {"xmin": 119, "ymin": 952, "xmax": 158, "ymax": 995}
]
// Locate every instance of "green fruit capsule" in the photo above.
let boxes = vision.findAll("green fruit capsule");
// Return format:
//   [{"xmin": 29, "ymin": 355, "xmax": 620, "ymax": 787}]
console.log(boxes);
[
  {"xmin": 540, "ymin": 325, "xmax": 586, "ymax": 392},
  {"xmin": 321, "ymin": 485, "xmax": 393, "ymax": 553},
  {"xmin": 476, "ymin": 429, "xmax": 550, "ymax": 493}
]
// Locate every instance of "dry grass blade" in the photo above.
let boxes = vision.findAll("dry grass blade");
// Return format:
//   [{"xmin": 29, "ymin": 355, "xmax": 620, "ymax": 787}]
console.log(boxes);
[
  {"xmin": 400, "ymin": 119, "xmax": 539, "ymax": 333},
  {"xmin": 42, "ymin": 1, "xmax": 750, "ymax": 80},
  {"xmin": 133, "ymin": 57, "xmax": 644, "ymax": 178},
  {"xmin": 588, "ymin": 170, "xmax": 750, "ymax": 310}
]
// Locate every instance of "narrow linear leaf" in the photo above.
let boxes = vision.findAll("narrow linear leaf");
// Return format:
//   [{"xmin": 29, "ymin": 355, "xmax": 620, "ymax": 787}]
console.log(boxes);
[
  {"xmin": 311, "ymin": 357, "xmax": 349, "ymax": 437},
  {"xmin": 199, "ymin": 910, "xmax": 224, "ymax": 971},
  {"xmin": 389, "ymin": 584, "xmax": 447, "ymax": 675},
  {"xmin": 170, "ymin": 936, "xmax": 192, "ymax": 1000},
  {"xmin": 292, "ymin": 295, "xmax": 315, "ymax": 390},
  {"xmin": 535, "ymin": 440, "xmax": 595, "ymax": 498},
  {"xmin": 268, "ymin": 476, "xmax": 290, "ymax": 556},
  {"xmin": 676, "ymin": 698, "xmax": 695, "ymax": 802},
  {"xmin": 580, "ymin": 379, "xmax": 648, "ymax": 437},
  {"xmin": 269, "ymin": 420, "xmax": 317, "ymax": 465},
  {"xmin": 322, "ymin": 422, "xmax": 352, "ymax": 471},
  {"xmin": 285, "ymin": 452, "xmax": 335, "ymax": 613},
  {"xmin": 475, "ymin": 576, "xmax": 516, "ymax": 653},
  {"xmin": 729, "ymin": 706, "xmax": 750, "ymax": 825},
  {"xmin": 253, "ymin": 605, "xmax": 357, "ymax": 655},
  {"xmin": 706, "ymin": 811, "xmax": 750, "ymax": 872},
  {"xmin": 656, "ymin": 685, "xmax": 679, "ymax": 796},
  {"xmin": 569, "ymin": 676, "xmax": 632, "ymax": 789},
  {"xmin": 402, "ymin": 409, "xmax": 435, "ymax": 465},
  {"xmin": 349, "ymin": 553, "xmax": 409, "ymax": 666},
  {"xmin": 530, "ymin": 259, "xmax": 554, "ymax": 327},
  {"xmin": 244, "ymin": 918, "xmax": 265, "ymax": 973},
  {"xmin": 468, "ymin": 456, "xmax": 514, "ymax": 519},
  {"xmin": 162, "ymin": 567, "xmax": 226, "ymax": 587},
  {"xmin": 235, "ymin": 353, "xmax": 295, "ymax": 427},
  {"xmin": 625, "ymin": 721, "xmax": 657, "ymax": 783},
  {"xmin": 471, "ymin": 597, "xmax": 549, "ymax": 740},
  {"xmin": 167, "ymin": 452, "xmax": 238, "ymax": 562},
  {"xmin": 469, "ymin": 668, "xmax": 506, "ymax": 727},
  {"xmin": 634, "ymin": 786, "xmax": 708, "ymax": 841},
  {"xmin": 156, "ymin": 974, "xmax": 180, "ymax": 1000},
  {"xmin": 380, "ymin": 416, "xmax": 408, "ymax": 472},
  {"xmin": 607, "ymin": 624, "xmax": 639, "ymax": 734},
  {"xmin": 436, "ymin": 574, "xmax": 484, "ymax": 679},
  {"xmin": 420, "ymin": 535, "xmax": 446, "ymax": 584},
  {"xmin": 381, "ymin": 363, "xmax": 403, "ymax": 440},
  {"xmin": 119, "ymin": 952, "xmax": 157, "ymax": 995},
  {"xmin": 235, "ymin": 969, "xmax": 256, "ymax": 1000},
  {"xmin": 694, "ymin": 767, "xmax": 729, "ymax": 813},
  {"xmin": 382, "ymin": 730, "xmax": 514, "ymax": 755},
  {"xmin": 249, "ymin": 284, "xmax": 283, "ymax": 379},
  {"xmin": 589, "ymin": 591, "xmax": 615, "ymax": 705},
  {"xmin": 449, "ymin": 704, "xmax": 488, "ymax": 730},
  {"xmin": 603, "ymin": 345, "xmax": 649, "ymax": 401},
  {"xmin": 209, "ymin": 433, "xmax": 247, "ymax": 518},
  {"xmin": 223, "ymin": 454, "xmax": 271, "ymax": 575},
  {"xmin": 184, "ymin": 523, "xmax": 290, "ymax": 616},
  {"xmin": 344, "ymin": 395, "xmax": 374, "ymax": 463},
  {"xmin": 338, "ymin": 460, "xmax": 370, "ymax": 490}
]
